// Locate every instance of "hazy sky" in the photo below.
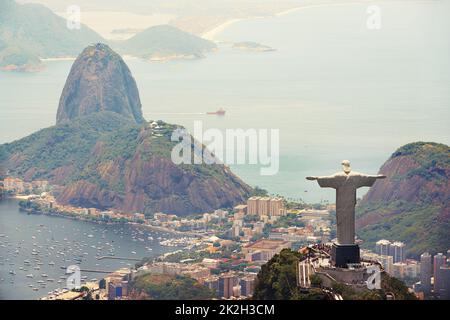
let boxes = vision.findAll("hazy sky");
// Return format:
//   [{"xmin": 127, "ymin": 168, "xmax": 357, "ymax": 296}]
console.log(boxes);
[{"xmin": 17, "ymin": 0, "xmax": 311, "ymax": 14}]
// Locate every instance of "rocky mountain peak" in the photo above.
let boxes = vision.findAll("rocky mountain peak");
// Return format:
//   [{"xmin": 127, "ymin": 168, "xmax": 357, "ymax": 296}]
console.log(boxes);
[{"xmin": 56, "ymin": 43, "xmax": 144, "ymax": 124}]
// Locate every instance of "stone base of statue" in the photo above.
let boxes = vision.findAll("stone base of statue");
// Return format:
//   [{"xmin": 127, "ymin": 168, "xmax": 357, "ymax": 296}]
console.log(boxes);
[{"xmin": 331, "ymin": 243, "xmax": 360, "ymax": 268}]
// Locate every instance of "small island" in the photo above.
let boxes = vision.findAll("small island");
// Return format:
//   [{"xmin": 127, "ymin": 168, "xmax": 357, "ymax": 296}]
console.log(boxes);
[
  {"xmin": 232, "ymin": 41, "xmax": 275, "ymax": 52},
  {"xmin": 0, "ymin": 48, "xmax": 43, "ymax": 72}
]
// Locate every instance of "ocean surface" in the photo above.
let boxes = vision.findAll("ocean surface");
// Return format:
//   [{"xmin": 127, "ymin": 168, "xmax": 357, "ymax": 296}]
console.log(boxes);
[
  {"xmin": 0, "ymin": 2, "xmax": 449, "ymax": 201},
  {"xmin": 1, "ymin": 0, "xmax": 449, "ymax": 300},
  {"xmin": 0, "ymin": 199, "xmax": 178, "ymax": 299}
]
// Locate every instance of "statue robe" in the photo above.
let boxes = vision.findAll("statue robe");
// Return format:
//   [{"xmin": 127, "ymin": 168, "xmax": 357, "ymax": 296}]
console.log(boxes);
[{"xmin": 316, "ymin": 172, "xmax": 379, "ymax": 245}]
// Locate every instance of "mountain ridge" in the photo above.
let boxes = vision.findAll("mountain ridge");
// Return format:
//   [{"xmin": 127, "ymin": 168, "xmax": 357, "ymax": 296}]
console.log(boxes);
[
  {"xmin": 0, "ymin": 0, "xmax": 103, "ymax": 70},
  {"xmin": 0, "ymin": 1, "xmax": 217, "ymax": 71},
  {"xmin": 356, "ymin": 142, "xmax": 450, "ymax": 257}
]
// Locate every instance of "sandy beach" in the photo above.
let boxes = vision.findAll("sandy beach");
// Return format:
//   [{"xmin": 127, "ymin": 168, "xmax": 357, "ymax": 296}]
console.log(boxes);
[
  {"xmin": 201, "ymin": 18, "xmax": 246, "ymax": 41},
  {"xmin": 201, "ymin": 0, "xmax": 386, "ymax": 41}
]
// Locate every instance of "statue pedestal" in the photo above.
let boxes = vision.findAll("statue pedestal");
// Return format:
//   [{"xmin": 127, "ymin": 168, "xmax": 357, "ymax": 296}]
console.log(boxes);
[{"xmin": 331, "ymin": 243, "xmax": 360, "ymax": 268}]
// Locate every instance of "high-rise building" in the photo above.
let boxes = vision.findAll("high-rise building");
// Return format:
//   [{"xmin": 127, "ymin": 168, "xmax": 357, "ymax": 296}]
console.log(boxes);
[
  {"xmin": 420, "ymin": 252, "xmax": 432, "ymax": 294},
  {"xmin": 247, "ymin": 196, "xmax": 285, "ymax": 217},
  {"xmin": 433, "ymin": 253, "xmax": 447, "ymax": 293},
  {"xmin": 218, "ymin": 274, "xmax": 238, "ymax": 299},
  {"xmin": 240, "ymin": 276, "xmax": 256, "ymax": 297},
  {"xmin": 269, "ymin": 198, "xmax": 285, "ymax": 216},
  {"xmin": 390, "ymin": 241, "xmax": 406, "ymax": 263},
  {"xmin": 439, "ymin": 265, "xmax": 450, "ymax": 299},
  {"xmin": 379, "ymin": 254, "xmax": 394, "ymax": 275},
  {"xmin": 247, "ymin": 197, "xmax": 260, "ymax": 215},
  {"xmin": 375, "ymin": 239, "xmax": 391, "ymax": 256},
  {"xmin": 258, "ymin": 197, "xmax": 271, "ymax": 216}
]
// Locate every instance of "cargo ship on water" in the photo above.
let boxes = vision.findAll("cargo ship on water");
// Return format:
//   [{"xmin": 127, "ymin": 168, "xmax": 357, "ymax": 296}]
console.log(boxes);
[{"xmin": 206, "ymin": 107, "xmax": 225, "ymax": 116}]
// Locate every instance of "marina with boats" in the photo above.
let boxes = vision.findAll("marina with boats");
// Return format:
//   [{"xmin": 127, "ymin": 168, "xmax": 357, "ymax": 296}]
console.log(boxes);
[{"xmin": 0, "ymin": 199, "xmax": 184, "ymax": 299}]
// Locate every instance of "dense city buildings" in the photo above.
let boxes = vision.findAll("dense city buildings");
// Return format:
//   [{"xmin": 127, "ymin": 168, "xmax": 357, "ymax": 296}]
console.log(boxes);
[
  {"xmin": 246, "ymin": 196, "xmax": 286, "ymax": 217},
  {"xmin": 5, "ymin": 179, "xmax": 447, "ymax": 301},
  {"xmin": 390, "ymin": 241, "xmax": 406, "ymax": 263},
  {"xmin": 2, "ymin": 177, "xmax": 49, "ymax": 194},
  {"xmin": 243, "ymin": 239, "xmax": 291, "ymax": 262},
  {"xmin": 375, "ymin": 239, "xmax": 406, "ymax": 263}
]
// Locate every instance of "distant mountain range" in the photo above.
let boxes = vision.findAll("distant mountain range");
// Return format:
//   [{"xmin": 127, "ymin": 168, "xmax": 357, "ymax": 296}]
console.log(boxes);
[
  {"xmin": 0, "ymin": 0, "xmax": 216, "ymax": 71},
  {"xmin": 0, "ymin": 43, "xmax": 252, "ymax": 215},
  {"xmin": 0, "ymin": 0, "xmax": 102, "ymax": 70},
  {"xmin": 356, "ymin": 142, "xmax": 450, "ymax": 258}
]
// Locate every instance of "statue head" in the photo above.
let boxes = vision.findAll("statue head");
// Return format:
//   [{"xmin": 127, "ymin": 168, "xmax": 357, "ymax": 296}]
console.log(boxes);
[{"xmin": 342, "ymin": 160, "xmax": 351, "ymax": 174}]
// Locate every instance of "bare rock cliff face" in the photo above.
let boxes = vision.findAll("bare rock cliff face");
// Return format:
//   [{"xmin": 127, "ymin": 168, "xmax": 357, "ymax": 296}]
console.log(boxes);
[
  {"xmin": 56, "ymin": 156, "xmax": 252, "ymax": 215},
  {"xmin": 56, "ymin": 43, "xmax": 144, "ymax": 124}
]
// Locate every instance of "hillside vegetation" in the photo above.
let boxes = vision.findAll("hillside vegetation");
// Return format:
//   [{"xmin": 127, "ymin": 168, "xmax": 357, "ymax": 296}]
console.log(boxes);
[
  {"xmin": 356, "ymin": 142, "xmax": 450, "ymax": 257},
  {"xmin": 253, "ymin": 249, "xmax": 415, "ymax": 300},
  {"xmin": 130, "ymin": 273, "xmax": 215, "ymax": 300}
]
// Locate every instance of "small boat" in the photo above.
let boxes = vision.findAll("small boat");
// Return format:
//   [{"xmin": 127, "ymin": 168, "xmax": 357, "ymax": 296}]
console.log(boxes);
[
  {"xmin": 26, "ymin": 274, "xmax": 34, "ymax": 278},
  {"xmin": 207, "ymin": 108, "xmax": 226, "ymax": 116}
]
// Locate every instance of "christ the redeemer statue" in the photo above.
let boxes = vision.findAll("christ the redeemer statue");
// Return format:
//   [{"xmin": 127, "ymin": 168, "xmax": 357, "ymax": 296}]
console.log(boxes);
[{"xmin": 307, "ymin": 160, "xmax": 385, "ymax": 267}]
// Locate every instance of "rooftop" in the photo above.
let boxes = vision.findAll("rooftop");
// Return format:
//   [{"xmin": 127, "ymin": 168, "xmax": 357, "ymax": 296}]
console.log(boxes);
[{"xmin": 245, "ymin": 239, "xmax": 290, "ymax": 250}]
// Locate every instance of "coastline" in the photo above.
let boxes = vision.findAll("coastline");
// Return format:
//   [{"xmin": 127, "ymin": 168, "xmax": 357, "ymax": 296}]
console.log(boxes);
[
  {"xmin": 40, "ymin": 57, "xmax": 76, "ymax": 62},
  {"xmin": 201, "ymin": 0, "xmax": 396, "ymax": 41},
  {"xmin": 275, "ymin": 1, "xmax": 374, "ymax": 17},
  {"xmin": 12, "ymin": 196, "xmax": 201, "ymax": 238},
  {"xmin": 9, "ymin": 194, "xmax": 38, "ymax": 200},
  {"xmin": 201, "ymin": 18, "xmax": 246, "ymax": 41}
]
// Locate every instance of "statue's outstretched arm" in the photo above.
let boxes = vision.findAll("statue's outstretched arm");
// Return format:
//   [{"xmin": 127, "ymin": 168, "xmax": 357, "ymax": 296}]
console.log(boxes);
[
  {"xmin": 306, "ymin": 175, "xmax": 339, "ymax": 188},
  {"xmin": 357, "ymin": 174, "xmax": 386, "ymax": 187}
]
